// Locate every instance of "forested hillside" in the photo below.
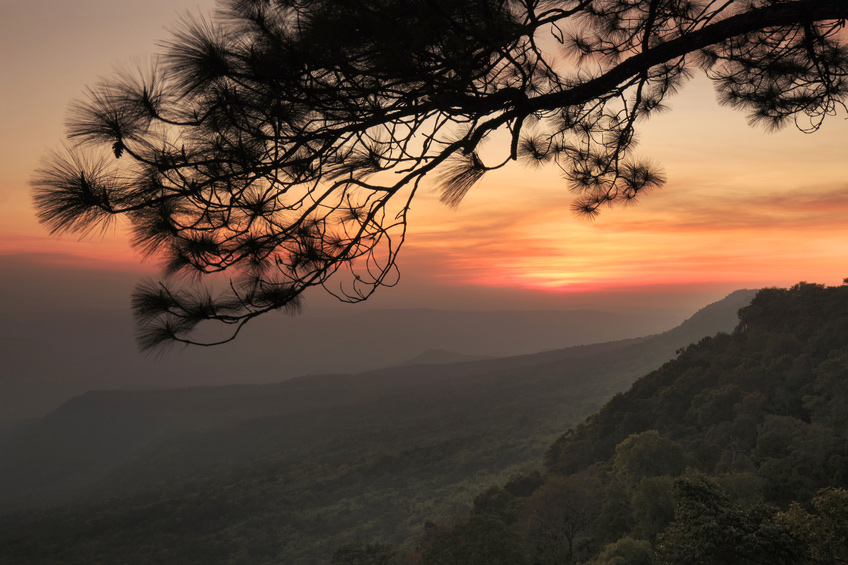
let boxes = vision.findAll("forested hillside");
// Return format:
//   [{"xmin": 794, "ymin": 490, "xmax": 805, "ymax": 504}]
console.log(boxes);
[
  {"xmin": 10, "ymin": 283, "xmax": 846, "ymax": 564},
  {"xmin": 407, "ymin": 282, "xmax": 848, "ymax": 564},
  {"xmin": 0, "ymin": 292, "xmax": 752, "ymax": 564}
]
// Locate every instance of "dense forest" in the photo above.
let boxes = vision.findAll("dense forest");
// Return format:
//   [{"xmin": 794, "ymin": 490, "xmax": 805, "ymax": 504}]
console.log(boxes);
[
  {"xmin": 389, "ymin": 282, "xmax": 848, "ymax": 564},
  {"xmin": 0, "ymin": 293, "xmax": 751, "ymax": 563},
  {"xmin": 6, "ymin": 283, "xmax": 848, "ymax": 563}
]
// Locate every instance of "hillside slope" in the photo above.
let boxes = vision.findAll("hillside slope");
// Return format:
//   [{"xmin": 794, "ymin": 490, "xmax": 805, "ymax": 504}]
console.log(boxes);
[
  {"xmin": 407, "ymin": 283, "xmax": 848, "ymax": 564},
  {"xmin": 0, "ymin": 290, "xmax": 754, "ymax": 564}
]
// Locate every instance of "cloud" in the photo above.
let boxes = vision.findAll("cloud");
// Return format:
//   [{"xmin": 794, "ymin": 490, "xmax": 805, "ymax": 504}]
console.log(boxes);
[
  {"xmin": 403, "ymin": 176, "xmax": 848, "ymax": 292},
  {"xmin": 606, "ymin": 182, "xmax": 848, "ymax": 234}
]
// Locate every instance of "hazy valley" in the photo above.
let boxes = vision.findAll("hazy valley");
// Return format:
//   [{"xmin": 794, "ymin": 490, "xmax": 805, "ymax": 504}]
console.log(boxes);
[
  {"xmin": 0, "ymin": 290, "xmax": 755, "ymax": 563},
  {"xmin": 0, "ymin": 256, "xmax": 694, "ymax": 423}
]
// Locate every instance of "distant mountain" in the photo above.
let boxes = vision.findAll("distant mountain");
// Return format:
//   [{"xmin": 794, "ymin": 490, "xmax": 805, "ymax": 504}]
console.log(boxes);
[
  {"xmin": 0, "ymin": 290, "xmax": 755, "ymax": 564},
  {"xmin": 401, "ymin": 348, "xmax": 493, "ymax": 365},
  {"xmin": 1, "ymin": 304, "xmax": 694, "ymax": 422}
]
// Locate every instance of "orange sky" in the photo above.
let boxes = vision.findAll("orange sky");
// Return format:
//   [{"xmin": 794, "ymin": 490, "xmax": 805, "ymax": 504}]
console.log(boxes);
[
  {"xmin": 405, "ymin": 75, "xmax": 848, "ymax": 294},
  {"xmin": 2, "ymin": 0, "xmax": 847, "ymax": 310}
]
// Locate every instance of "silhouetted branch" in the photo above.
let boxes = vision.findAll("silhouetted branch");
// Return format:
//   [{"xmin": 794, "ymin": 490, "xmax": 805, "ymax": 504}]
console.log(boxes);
[{"xmin": 32, "ymin": 0, "xmax": 848, "ymax": 350}]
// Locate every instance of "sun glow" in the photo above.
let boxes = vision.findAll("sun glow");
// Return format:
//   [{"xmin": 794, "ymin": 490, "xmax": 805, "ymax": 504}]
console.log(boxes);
[
  {"xmin": 2, "ymin": 30, "xmax": 847, "ymax": 300},
  {"xmin": 399, "ymin": 75, "xmax": 848, "ymax": 295}
]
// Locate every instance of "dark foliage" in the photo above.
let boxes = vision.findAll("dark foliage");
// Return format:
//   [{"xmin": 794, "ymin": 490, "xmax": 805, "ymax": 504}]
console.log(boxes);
[
  {"xmin": 0, "ymin": 291, "xmax": 749, "ymax": 564},
  {"xmin": 416, "ymin": 282, "xmax": 848, "ymax": 563},
  {"xmin": 544, "ymin": 282, "xmax": 848, "ymax": 497},
  {"xmin": 331, "ymin": 541, "xmax": 400, "ymax": 564},
  {"xmin": 419, "ymin": 515, "xmax": 527, "ymax": 565},
  {"xmin": 6, "ymin": 283, "xmax": 848, "ymax": 562},
  {"xmin": 656, "ymin": 477, "xmax": 803, "ymax": 564},
  {"xmin": 31, "ymin": 0, "xmax": 848, "ymax": 349}
]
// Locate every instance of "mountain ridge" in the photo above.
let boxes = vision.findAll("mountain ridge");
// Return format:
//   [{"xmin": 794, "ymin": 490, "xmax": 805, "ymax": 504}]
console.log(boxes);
[{"xmin": 0, "ymin": 290, "xmax": 756, "ymax": 563}]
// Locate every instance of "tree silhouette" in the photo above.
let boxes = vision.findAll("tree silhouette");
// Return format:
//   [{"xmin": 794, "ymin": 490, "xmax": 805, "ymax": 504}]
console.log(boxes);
[{"xmin": 32, "ymin": 0, "xmax": 848, "ymax": 350}]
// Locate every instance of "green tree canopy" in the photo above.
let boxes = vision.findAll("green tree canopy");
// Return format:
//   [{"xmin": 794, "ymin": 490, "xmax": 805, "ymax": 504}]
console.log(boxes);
[
  {"xmin": 32, "ymin": 0, "xmax": 848, "ymax": 349},
  {"xmin": 776, "ymin": 487, "xmax": 848, "ymax": 564},
  {"xmin": 520, "ymin": 473, "xmax": 603, "ymax": 563},
  {"xmin": 656, "ymin": 476, "xmax": 803, "ymax": 564},
  {"xmin": 330, "ymin": 541, "xmax": 400, "ymax": 565},
  {"xmin": 613, "ymin": 430, "xmax": 685, "ymax": 485},
  {"xmin": 420, "ymin": 515, "xmax": 528, "ymax": 565},
  {"xmin": 589, "ymin": 536, "xmax": 654, "ymax": 565}
]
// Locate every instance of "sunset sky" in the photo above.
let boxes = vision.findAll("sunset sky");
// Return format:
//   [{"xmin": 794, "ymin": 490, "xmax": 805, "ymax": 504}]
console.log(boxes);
[{"xmin": 2, "ymin": 0, "xmax": 847, "ymax": 314}]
